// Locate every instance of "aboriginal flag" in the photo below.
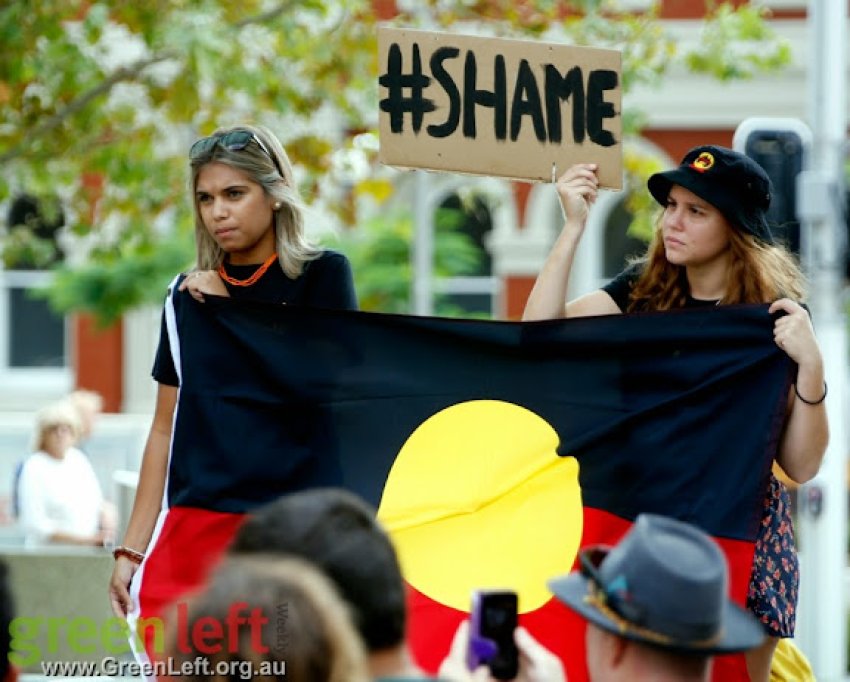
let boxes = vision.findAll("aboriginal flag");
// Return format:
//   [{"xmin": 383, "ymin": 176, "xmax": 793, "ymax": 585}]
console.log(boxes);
[{"xmin": 131, "ymin": 290, "xmax": 790, "ymax": 682}]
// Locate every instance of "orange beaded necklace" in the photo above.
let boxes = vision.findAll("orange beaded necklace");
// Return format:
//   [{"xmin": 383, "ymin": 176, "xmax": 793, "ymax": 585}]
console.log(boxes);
[{"xmin": 218, "ymin": 253, "xmax": 278, "ymax": 287}]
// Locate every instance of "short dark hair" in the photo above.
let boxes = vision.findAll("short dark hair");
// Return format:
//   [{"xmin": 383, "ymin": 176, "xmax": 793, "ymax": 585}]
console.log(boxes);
[
  {"xmin": 230, "ymin": 489, "xmax": 406, "ymax": 652},
  {"xmin": 0, "ymin": 560, "xmax": 14, "ymax": 681}
]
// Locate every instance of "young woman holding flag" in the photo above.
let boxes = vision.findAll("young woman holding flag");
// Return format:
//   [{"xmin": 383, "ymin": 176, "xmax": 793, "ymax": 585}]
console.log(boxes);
[
  {"xmin": 523, "ymin": 146, "xmax": 828, "ymax": 682},
  {"xmin": 108, "ymin": 124, "xmax": 357, "ymax": 662}
]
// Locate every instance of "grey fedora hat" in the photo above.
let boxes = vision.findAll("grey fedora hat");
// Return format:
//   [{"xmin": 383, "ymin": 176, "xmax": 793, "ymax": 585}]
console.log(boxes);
[{"xmin": 548, "ymin": 514, "xmax": 765, "ymax": 654}]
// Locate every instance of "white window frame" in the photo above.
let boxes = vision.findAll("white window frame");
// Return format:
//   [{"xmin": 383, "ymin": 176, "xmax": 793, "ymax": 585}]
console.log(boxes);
[
  {"xmin": 0, "ymin": 269, "xmax": 72, "ymax": 401},
  {"xmin": 433, "ymin": 276, "xmax": 500, "ymax": 317}
]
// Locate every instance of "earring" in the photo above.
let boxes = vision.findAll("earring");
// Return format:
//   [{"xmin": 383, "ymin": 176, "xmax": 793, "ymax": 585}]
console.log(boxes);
[{"xmin": 273, "ymin": 202, "xmax": 282, "ymax": 210}]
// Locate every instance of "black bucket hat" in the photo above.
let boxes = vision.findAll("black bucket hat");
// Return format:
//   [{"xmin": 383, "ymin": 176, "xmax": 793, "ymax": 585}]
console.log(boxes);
[
  {"xmin": 648, "ymin": 145, "xmax": 774, "ymax": 243},
  {"xmin": 548, "ymin": 514, "xmax": 765, "ymax": 655}
]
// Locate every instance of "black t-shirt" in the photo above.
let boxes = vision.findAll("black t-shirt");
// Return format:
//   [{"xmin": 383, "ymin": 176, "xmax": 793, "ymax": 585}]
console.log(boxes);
[
  {"xmin": 601, "ymin": 263, "xmax": 641, "ymax": 312},
  {"xmin": 152, "ymin": 249, "xmax": 357, "ymax": 386},
  {"xmin": 602, "ymin": 263, "xmax": 721, "ymax": 311}
]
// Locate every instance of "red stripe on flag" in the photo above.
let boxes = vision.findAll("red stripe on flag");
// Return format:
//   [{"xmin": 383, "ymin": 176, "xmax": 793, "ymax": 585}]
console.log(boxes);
[
  {"xmin": 137, "ymin": 506, "xmax": 246, "ymax": 661},
  {"xmin": 407, "ymin": 506, "xmax": 754, "ymax": 682},
  {"xmin": 406, "ymin": 583, "xmax": 466, "ymax": 672},
  {"xmin": 406, "ymin": 582, "xmax": 584, "ymax": 677}
]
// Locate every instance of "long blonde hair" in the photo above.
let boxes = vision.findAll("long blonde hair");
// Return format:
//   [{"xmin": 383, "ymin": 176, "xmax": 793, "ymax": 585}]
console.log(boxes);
[
  {"xmin": 627, "ymin": 222, "xmax": 806, "ymax": 312},
  {"xmin": 190, "ymin": 123, "xmax": 320, "ymax": 278}
]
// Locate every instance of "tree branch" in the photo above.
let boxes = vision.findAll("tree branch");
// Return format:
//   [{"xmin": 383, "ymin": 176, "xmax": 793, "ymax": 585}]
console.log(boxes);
[
  {"xmin": 232, "ymin": 1, "xmax": 299, "ymax": 28},
  {"xmin": 0, "ymin": 50, "xmax": 180, "ymax": 165}
]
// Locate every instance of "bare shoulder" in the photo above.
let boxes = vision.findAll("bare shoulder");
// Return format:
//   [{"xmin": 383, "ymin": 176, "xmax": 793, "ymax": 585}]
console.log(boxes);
[{"xmin": 565, "ymin": 290, "xmax": 622, "ymax": 318}]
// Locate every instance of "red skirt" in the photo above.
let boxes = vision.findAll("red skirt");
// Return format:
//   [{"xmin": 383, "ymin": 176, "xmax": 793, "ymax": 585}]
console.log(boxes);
[{"xmin": 128, "ymin": 506, "xmax": 246, "ymax": 666}]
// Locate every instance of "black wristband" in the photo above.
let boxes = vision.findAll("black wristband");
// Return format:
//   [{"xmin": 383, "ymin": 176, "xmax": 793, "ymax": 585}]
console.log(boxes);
[{"xmin": 794, "ymin": 381, "xmax": 827, "ymax": 406}]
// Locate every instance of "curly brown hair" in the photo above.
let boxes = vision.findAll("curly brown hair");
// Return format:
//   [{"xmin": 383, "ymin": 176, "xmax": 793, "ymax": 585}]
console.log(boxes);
[{"xmin": 627, "ymin": 223, "xmax": 806, "ymax": 313}]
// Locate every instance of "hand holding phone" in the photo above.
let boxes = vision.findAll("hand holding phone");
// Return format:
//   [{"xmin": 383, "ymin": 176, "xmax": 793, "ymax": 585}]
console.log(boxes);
[{"xmin": 466, "ymin": 589, "xmax": 519, "ymax": 680}]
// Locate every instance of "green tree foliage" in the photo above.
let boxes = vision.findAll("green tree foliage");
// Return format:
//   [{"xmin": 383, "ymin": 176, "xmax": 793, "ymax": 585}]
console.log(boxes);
[
  {"xmin": 328, "ymin": 208, "xmax": 482, "ymax": 314},
  {"xmin": 0, "ymin": 1, "xmax": 791, "ymax": 322}
]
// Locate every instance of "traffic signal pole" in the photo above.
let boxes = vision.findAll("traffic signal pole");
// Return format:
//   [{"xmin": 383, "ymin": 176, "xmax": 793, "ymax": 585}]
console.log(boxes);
[{"xmin": 794, "ymin": 1, "xmax": 848, "ymax": 678}]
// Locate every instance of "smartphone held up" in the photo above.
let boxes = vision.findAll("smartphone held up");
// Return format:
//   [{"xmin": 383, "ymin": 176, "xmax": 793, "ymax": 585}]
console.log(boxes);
[{"xmin": 466, "ymin": 589, "xmax": 519, "ymax": 680}]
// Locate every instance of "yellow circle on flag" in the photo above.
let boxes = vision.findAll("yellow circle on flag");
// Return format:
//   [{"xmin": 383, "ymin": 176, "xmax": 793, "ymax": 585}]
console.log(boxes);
[{"xmin": 377, "ymin": 400, "xmax": 582, "ymax": 613}]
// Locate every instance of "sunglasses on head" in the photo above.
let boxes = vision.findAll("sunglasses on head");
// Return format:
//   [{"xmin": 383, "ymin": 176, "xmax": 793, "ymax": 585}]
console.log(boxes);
[
  {"xmin": 189, "ymin": 130, "xmax": 283, "ymax": 177},
  {"xmin": 579, "ymin": 546, "xmax": 647, "ymax": 626}
]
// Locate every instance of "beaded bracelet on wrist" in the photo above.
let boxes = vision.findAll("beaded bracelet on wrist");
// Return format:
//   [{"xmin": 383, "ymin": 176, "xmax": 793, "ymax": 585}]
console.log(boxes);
[{"xmin": 112, "ymin": 545, "xmax": 145, "ymax": 564}]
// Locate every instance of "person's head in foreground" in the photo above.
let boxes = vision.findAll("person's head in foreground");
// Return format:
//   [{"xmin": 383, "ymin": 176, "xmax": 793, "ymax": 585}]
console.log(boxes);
[
  {"xmin": 229, "ymin": 488, "xmax": 411, "ymax": 678},
  {"xmin": 549, "ymin": 513, "xmax": 765, "ymax": 682},
  {"xmin": 631, "ymin": 144, "xmax": 804, "ymax": 310},
  {"xmin": 167, "ymin": 556, "xmax": 369, "ymax": 682}
]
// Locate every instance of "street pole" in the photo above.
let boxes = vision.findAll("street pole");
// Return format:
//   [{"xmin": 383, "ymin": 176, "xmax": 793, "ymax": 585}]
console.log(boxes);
[
  {"xmin": 795, "ymin": 1, "xmax": 848, "ymax": 679},
  {"xmin": 412, "ymin": 170, "xmax": 434, "ymax": 316}
]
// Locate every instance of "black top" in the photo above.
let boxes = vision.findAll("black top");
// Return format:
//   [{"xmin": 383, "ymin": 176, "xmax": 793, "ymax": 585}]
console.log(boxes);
[
  {"xmin": 602, "ymin": 264, "xmax": 720, "ymax": 311},
  {"xmin": 153, "ymin": 249, "xmax": 357, "ymax": 386},
  {"xmin": 603, "ymin": 262, "xmax": 803, "ymax": 638},
  {"xmin": 601, "ymin": 263, "xmax": 641, "ymax": 312}
]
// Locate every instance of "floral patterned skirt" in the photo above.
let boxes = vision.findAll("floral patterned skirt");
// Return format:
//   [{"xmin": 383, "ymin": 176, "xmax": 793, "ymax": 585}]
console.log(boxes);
[{"xmin": 746, "ymin": 474, "xmax": 799, "ymax": 638}]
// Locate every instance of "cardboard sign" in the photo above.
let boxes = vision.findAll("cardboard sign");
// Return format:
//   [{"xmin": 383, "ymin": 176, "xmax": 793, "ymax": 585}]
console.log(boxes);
[{"xmin": 378, "ymin": 27, "xmax": 622, "ymax": 189}]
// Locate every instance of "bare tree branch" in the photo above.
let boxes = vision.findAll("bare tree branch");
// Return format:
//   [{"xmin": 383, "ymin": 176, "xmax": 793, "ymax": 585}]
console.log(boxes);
[{"xmin": 0, "ymin": 50, "xmax": 180, "ymax": 165}]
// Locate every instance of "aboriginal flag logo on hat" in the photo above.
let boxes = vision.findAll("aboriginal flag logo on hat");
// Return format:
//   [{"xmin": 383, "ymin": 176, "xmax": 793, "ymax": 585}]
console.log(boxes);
[{"xmin": 690, "ymin": 151, "xmax": 715, "ymax": 173}]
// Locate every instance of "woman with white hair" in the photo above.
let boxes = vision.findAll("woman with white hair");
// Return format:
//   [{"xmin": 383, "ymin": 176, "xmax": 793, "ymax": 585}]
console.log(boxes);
[{"xmin": 17, "ymin": 401, "xmax": 112, "ymax": 547}]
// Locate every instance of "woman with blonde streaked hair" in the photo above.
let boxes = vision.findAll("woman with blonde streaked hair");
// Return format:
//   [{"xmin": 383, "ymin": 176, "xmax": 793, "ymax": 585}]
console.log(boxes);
[
  {"xmin": 167, "ymin": 557, "xmax": 369, "ymax": 682},
  {"xmin": 108, "ymin": 124, "xmax": 357, "ymax": 638},
  {"xmin": 523, "ymin": 145, "xmax": 828, "ymax": 682},
  {"xmin": 187, "ymin": 123, "xmax": 320, "ymax": 283}
]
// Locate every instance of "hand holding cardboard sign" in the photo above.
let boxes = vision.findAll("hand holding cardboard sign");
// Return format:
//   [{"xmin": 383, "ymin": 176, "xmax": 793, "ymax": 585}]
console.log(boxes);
[{"xmin": 555, "ymin": 163, "xmax": 599, "ymax": 227}]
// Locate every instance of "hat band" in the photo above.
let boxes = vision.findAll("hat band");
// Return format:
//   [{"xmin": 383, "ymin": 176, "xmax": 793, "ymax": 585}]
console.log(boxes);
[{"xmin": 584, "ymin": 583, "xmax": 724, "ymax": 649}]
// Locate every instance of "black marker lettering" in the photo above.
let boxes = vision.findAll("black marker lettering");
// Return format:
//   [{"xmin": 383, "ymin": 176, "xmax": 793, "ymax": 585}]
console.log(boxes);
[
  {"xmin": 510, "ymin": 59, "xmax": 546, "ymax": 142},
  {"xmin": 463, "ymin": 52, "xmax": 507, "ymax": 140},
  {"xmin": 379, "ymin": 42, "xmax": 436, "ymax": 134},
  {"xmin": 427, "ymin": 47, "xmax": 461, "ymax": 138},
  {"xmin": 544, "ymin": 65, "xmax": 584, "ymax": 144},
  {"xmin": 587, "ymin": 69, "xmax": 618, "ymax": 147}
]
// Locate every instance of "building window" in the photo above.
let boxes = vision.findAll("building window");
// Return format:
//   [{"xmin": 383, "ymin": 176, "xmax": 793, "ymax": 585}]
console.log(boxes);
[
  {"xmin": 434, "ymin": 192, "xmax": 497, "ymax": 318},
  {"xmin": 0, "ymin": 269, "xmax": 68, "ymax": 370},
  {"xmin": 6, "ymin": 272, "xmax": 66, "ymax": 368},
  {"xmin": 0, "ymin": 195, "xmax": 71, "ymax": 398}
]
